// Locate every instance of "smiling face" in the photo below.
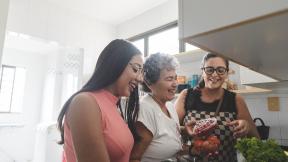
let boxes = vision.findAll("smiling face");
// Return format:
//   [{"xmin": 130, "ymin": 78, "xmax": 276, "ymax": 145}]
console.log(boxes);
[
  {"xmin": 114, "ymin": 54, "xmax": 144, "ymax": 97},
  {"xmin": 202, "ymin": 57, "xmax": 228, "ymax": 90},
  {"xmin": 150, "ymin": 68, "xmax": 178, "ymax": 103}
]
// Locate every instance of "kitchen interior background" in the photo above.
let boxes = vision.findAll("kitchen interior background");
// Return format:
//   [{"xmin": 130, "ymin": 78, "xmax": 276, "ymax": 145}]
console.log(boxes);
[{"xmin": 0, "ymin": 0, "xmax": 287, "ymax": 162}]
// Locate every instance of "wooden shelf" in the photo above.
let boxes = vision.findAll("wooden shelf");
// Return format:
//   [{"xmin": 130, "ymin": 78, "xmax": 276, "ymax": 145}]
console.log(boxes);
[
  {"xmin": 247, "ymin": 81, "xmax": 288, "ymax": 93},
  {"xmin": 232, "ymin": 86, "xmax": 271, "ymax": 94}
]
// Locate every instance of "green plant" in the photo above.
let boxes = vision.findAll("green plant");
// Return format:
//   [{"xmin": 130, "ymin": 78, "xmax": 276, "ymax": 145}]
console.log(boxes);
[{"xmin": 235, "ymin": 137, "xmax": 288, "ymax": 162}]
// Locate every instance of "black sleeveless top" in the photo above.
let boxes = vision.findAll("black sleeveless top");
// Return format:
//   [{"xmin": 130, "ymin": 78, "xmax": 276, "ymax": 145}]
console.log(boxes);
[
  {"xmin": 184, "ymin": 88, "xmax": 238, "ymax": 162},
  {"xmin": 185, "ymin": 88, "xmax": 237, "ymax": 113}
]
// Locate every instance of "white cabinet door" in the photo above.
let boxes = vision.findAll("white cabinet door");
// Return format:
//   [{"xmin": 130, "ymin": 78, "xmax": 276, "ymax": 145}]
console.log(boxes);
[
  {"xmin": 179, "ymin": 0, "xmax": 288, "ymax": 82},
  {"xmin": 179, "ymin": 0, "xmax": 288, "ymax": 39},
  {"xmin": 0, "ymin": 0, "xmax": 9, "ymax": 66}
]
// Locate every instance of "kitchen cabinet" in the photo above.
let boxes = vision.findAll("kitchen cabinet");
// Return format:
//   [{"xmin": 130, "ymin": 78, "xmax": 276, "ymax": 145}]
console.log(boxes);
[
  {"xmin": 179, "ymin": 0, "xmax": 288, "ymax": 40},
  {"xmin": 0, "ymin": 0, "xmax": 9, "ymax": 66},
  {"xmin": 179, "ymin": 0, "xmax": 288, "ymax": 82}
]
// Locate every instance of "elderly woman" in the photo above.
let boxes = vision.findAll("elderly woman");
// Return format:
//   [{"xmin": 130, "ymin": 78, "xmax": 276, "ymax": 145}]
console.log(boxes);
[{"xmin": 130, "ymin": 53, "xmax": 182, "ymax": 162}]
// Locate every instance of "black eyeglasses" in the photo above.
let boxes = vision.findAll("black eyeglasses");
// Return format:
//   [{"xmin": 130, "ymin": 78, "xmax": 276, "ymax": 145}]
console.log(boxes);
[
  {"xmin": 129, "ymin": 63, "xmax": 143, "ymax": 76},
  {"xmin": 201, "ymin": 66, "xmax": 228, "ymax": 75}
]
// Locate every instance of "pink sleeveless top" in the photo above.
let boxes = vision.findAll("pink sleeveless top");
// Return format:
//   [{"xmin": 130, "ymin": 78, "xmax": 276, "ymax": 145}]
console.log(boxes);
[{"xmin": 63, "ymin": 89, "xmax": 134, "ymax": 162}]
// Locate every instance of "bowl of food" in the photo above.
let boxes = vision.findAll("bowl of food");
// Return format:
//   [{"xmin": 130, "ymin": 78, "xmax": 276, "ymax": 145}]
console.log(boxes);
[{"xmin": 191, "ymin": 118, "xmax": 220, "ymax": 157}]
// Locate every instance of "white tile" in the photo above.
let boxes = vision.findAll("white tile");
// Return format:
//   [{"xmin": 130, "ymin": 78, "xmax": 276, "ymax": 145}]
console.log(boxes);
[
  {"xmin": 269, "ymin": 126, "xmax": 282, "ymax": 139},
  {"xmin": 281, "ymin": 139, "xmax": 288, "ymax": 146},
  {"xmin": 280, "ymin": 126, "xmax": 288, "ymax": 140}
]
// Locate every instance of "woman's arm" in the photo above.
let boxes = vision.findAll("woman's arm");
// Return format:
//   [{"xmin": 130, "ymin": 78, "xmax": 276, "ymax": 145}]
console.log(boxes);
[
  {"xmin": 66, "ymin": 93, "xmax": 110, "ymax": 162},
  {"xmin": 174, "ymin": 89, "xmax": 196, "ymax": 137},
  {"xmin": 174, "ymin": 89, "xmax": 188, "ymax": 125},
  {"xmin": 227, "ymin": 94, "xmax": 260, "ymax": 138},
  {"xmin": 130, "ymin": 122, "xmax": 153, "ymax": 162}
]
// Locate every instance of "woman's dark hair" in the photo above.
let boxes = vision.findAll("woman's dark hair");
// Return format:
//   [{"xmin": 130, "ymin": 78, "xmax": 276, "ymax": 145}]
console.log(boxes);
[
  {"xmin": 57, "ymin": 39, "xmax": 141, "ymax": 144},
  {"xmin": 197, "ymin": 53, "xmax": 229, "ymax": 88},
  {"xmin": 142, "ymin": 53, "xmax": 179, "ymax": 92}
]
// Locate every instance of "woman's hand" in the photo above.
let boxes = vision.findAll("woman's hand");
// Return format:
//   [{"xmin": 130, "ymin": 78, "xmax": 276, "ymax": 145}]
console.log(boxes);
[
  {"xmin": 227, "ymin": 119, "xmax": 250, "ymax": 138},
  {"xmin": 184, "ymin": 119, "xmax": 196, "ymax": 136}
]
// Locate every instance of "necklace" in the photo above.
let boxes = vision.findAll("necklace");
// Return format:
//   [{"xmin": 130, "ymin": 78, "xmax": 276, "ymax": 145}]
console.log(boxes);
[{"xmin": 149, "ymin": 94, "xmax": 171, "ymax": 118}]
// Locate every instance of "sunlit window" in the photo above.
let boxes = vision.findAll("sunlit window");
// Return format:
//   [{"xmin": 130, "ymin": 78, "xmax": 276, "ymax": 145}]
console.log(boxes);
[
  {"xmin": 149, "ymin": 27, "xmax": 179, "ymax": 55},
  {"xmin": 130, "ymin": 22, "xmax": 198, "ymax": 56},
  {"xmin": 131, "ymin": 39, "xmax": 144, "ymax": 55},
  {"xmin": 0, "ymin": 65, "xmax": 26, "ymax": 113}
]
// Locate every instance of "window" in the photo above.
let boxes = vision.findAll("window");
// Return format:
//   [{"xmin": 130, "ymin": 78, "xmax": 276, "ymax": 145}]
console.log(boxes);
[
  {"xmin": 149, "ymin": 27, "xmax": 179, "ymax": 55},
  {"xmin": 131, "ymin": 39, "xmax": 144, "ymax": 55},
  {"xmin": 129, "ymin": 21, "xmax": 200, "ymax": 57},
  {"xmin": 0, "ymin": 65, "xmax": 26, "ymax": 113}
]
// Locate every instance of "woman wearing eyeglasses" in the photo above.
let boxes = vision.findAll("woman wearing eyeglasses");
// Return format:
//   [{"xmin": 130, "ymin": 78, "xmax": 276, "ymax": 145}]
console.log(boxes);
[
  {"xmin": 58, "ymin": 39, "xmax": 144, "ymax": 162},
  {"xmin": 175, "ymin": 53, "xmax": 259, "ymax": 162}
]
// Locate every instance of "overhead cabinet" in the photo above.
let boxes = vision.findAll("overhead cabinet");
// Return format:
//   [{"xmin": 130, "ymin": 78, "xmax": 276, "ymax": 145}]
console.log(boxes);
[{"xmin": 179, "ymin": 0, "xmax": 288, "ymax": 82}]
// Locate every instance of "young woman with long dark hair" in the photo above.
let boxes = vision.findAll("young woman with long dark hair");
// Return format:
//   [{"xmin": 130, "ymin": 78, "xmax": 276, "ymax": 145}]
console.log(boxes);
[{"xmin": 57, "ymin": 39, "xmax": 143, "ymax": 162}]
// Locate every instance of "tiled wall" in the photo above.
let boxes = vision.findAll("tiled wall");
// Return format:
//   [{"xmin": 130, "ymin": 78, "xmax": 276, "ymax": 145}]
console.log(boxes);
[{"xmin": 244, "ymin": 92, "xmax": 288, "ymax": 146}]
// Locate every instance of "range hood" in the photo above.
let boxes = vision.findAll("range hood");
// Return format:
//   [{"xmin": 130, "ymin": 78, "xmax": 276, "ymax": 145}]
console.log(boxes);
[{"xmin": 181, "ymin": 9, "xmax": 288, "ymax": 81}]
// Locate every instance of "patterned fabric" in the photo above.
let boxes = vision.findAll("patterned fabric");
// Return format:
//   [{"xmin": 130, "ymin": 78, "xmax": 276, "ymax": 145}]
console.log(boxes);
[{"xmin": 183, "ymin": 89, "xmax": 238, "ymax": 162}]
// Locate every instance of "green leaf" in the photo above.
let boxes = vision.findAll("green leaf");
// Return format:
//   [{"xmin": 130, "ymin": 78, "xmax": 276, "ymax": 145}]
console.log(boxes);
[{"xmin": 235, "ymin": 137, "xmax": 288, "ymax": 162}]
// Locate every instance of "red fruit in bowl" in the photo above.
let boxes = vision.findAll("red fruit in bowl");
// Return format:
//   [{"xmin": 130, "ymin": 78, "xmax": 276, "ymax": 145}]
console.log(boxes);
[
  {"xmin": 201, "ymin": 140, "xmax": 210, "ymax": 152},
  {"xmin": 202, "ymin": 140, "xmax": 218, "ymax": 153},
  {"xmin": 194, "ymin": 139, "xmax": 204, "ymax": 152},
  {"xmin": 194, "ymin": 135, "xmax": 220, "ymax": 155},
  {"xmin": 207, "ymin": 135, "xmax": 220, "ymax": 145}
]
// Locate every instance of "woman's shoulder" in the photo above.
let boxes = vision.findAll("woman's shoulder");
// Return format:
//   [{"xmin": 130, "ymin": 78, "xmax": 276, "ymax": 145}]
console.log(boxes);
[
  {"xmin": 71, "ymin": 92, "xmax": 98, "ymax": 106},
  {"xmin": 140, "ymin": 94, "xmax": 154, "ymax": 104},
  {"xmin": 178, "ymin": 88, "xmax": 200, "ymax": 98},
  {"xmin": 66, "ymin": 92, "xmax": 101, "ymax": 126},
  {"xmin": 139, "ymin": 95, "xmax": 161, "ymax": 116},
  {"xmin": 140, "ymin": 95, "xmax": 156, "ymax": 109},
  {"xmin": 223, "ymin": 88, "xmax": 237, "ymax": 99}
]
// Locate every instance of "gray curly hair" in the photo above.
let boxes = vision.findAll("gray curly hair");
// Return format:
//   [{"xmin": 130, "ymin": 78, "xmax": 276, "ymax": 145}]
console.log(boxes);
[{"xmin": 142, "ymin": 53, "xmax": 179, "ymax": 92}]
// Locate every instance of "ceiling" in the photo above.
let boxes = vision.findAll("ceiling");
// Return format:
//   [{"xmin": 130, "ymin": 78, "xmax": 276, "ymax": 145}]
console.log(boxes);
[
  {"xmin": 4, "ymin": 31, "xmax": 60, "ymax": 53},
  {"xmin": 47, "ymin": 0, "xmax": 170, "ymax": 25},
  {"xmin": 4, "ymin": 0, "xmax": 170, "ymax": 53}
]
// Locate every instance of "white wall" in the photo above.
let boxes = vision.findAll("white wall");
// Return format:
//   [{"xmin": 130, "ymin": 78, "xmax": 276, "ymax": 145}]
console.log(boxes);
[
  {"xmin": 244, "ymin": 93, "xmax": 288, "ymax": 146},
  {"xmin": 0, "ymin": 48, "xmax": 47, "ymax": 161},
  {"xmin": 0, "ymin": 0, "xmax": 117, "ymax": 161},
  {"xmin": 0, "ymin": 0, "xmax": 9, "ymax": 66},
  {"xmin": 117, "ymin": 0, "xmax": 177, "ymax": 39},
  {"xmin": 7, "ymin": 0, "xmax": 116, "ymax": 78}
]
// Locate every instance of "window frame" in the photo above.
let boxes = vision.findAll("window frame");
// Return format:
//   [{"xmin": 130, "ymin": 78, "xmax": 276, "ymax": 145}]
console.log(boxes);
[
  {"xmin": 0, "ymin": 64, "xmax": 25, "ymax": 113},
  {"xmin": 128, "ymin": 21, "xmax": 186, "ymax": 57}
]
